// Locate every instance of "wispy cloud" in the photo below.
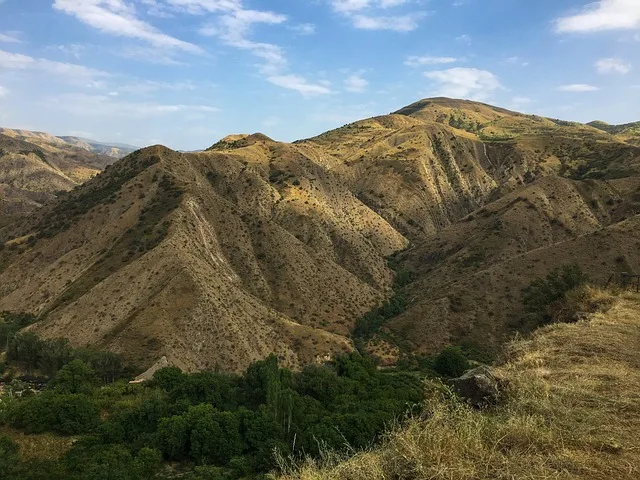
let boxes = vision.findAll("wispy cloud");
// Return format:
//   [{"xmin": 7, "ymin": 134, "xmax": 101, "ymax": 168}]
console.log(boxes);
[
  {"xmin": 0, "ymin": 32, "xmax": 21, "ymax": 43},
  {"xmin": 46, "ymin": 44, "xmax": 86, "ymax": 59},
  {"xmin": 267, "ymin": 75, "xmax": 332, "ymax": 96},
  {"xmin": 405, "ymin": 55, "xmax": 458, "ymax": 67},
  {"xmin": 344, "ymin": 73, "xmax": 369, "ymax": 92},
  {"xmin": 557, "ymin": 84, "xmax": 600, "ymax": 92},
  {"xmin": 53, "ymin": 0, "xmax": 202, "ymax": 53},
  {"xmin": 0, "ymin": 49, "xmax": 110, "ymax": 85},
  {"xmin": 555, "ymin": 0, "xmax": 640, "ymax": 33},
  {"xmin": 424, "ymin": 67, "xmax": 501, "ymax": 100},
  {"xmin": 329, "ymin": 0, "xmax": 427, "ymax": 32},
  {"xmin": 595, "ymin": 57, "xmax": 631, "ymax": 74},
  {"xmin": 0, "ymin": 85, "xmax": 7, "ymax": 97},
  {"xmin": 200, "ymin": 8, "xmax": 288, "ymax": 74}
]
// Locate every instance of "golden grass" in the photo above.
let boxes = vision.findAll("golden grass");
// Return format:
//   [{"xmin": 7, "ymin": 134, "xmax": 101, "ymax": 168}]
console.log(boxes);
[{"xmin": 278, "ymin": 290, "xmax": 640, "ymax": 480}]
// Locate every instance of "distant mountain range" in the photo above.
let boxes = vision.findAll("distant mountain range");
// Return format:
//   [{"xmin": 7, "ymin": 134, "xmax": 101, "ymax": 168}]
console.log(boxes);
[
  {"xmin": 0, "ymin": 129, "xmax": 119, "ymax": 217},
  {"xmin": 0, "ymin": 128, "xmax": 138, "ymax": 159}
]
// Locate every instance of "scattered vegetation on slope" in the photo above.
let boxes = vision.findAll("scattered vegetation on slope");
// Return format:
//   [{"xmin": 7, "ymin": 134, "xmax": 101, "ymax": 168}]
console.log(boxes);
[{"xmin": 280, "ymin": 288, "xmax": 638, "ymax": 480}]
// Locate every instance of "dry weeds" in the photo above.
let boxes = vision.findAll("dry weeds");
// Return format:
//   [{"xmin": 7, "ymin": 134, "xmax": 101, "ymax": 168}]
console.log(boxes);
[{"xmin": 279, "ymin": 290, "xmax": 640, "ymax": 480}]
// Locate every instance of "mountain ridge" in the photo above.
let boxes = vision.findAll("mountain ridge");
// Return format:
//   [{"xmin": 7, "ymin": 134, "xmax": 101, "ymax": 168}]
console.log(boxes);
[
  {"xmin": 0, "ymin": 128, "xmax": 138, "ymax": 159},
  {"xmin": 1, "ymin": 98, "xmax": 639, "ymax": 373}
]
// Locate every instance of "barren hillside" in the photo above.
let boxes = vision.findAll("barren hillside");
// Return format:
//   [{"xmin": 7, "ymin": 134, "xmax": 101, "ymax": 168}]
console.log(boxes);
[{"xmin": 0, "ymin": 133, "xmax": 113, "ymax": 216}]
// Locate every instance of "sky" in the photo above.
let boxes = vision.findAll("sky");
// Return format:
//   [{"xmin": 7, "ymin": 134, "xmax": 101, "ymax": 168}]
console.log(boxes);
[{"xmin": 0, "ymin": 0, "xmax": 639, "ymax": 150}]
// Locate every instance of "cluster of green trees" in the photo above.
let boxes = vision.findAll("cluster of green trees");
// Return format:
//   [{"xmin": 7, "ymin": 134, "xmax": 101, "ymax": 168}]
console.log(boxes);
[
  {"xmin": 353, "ymin": 293, "xmax": 407, "ymax": 339},
  {"xmin": 1, "ymin": 352, "xmax": 424, "ymax": 479},
  {"xmin": 3, "ymin": 328, "xmax": 125, "ymax": 383}
]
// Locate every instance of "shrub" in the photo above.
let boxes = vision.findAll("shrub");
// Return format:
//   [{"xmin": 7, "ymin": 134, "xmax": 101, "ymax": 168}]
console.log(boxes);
[
  {"xmin": 521, "ymin": 264, "xmax": 589, "ymax": 327},
  {"xmin": 433, "ymin": 347, "xmax": 470, "ymax": 378}
]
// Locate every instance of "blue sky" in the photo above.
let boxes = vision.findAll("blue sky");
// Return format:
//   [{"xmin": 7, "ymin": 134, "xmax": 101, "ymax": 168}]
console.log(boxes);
[{"xmin": 0, "ymin": 0, "xmax": 639, "ymax": 150}]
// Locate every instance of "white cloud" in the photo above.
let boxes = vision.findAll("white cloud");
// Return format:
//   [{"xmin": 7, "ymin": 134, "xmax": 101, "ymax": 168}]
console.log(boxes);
[
  {"xmin": 199, "ymin": 7, "xmax": 287, "ymax": 74},
  {"xmin": 556, "ymin": 0, "xmax": 640, "ymax": 33},
  {"xmin": 160, "ymin": 0, "xmax": 242, "ymax": 14},
  {"xmin": 595, "ymin": 57, "xmax": 631, "ymax": 74},
  {"xmin": 350, "ymin": 14, "xmax": 423, "ymax": 31},
  {"xmin": 0, "ymin": 32, "xmax": 21, "ymax": 43},
  {"xmin": 0, "ymin": 85, "xmax": 7, "ymax": 97},
  {"xmin": 557, "ymin": 84, "xmax": 600, "ymax": 92},
  {"xmin": 344, "ymin": 74, "xmax": 368, "ymax": 92},
  {"xmin": 329, "ymin": 0, "xmax": 426, "ymax": 32},
  {"xmin": 424, "ymin": 67, "xmax": 501, "ymax": 100},
  {"xmin": 267, "ymin": 75, "xmax": 332, "ymax": 96},
  {"xmin": 405, "ymin": 55, "xmax": 458, "ymax": 67},
  {"xmin": 0, "ymin": 49, "xmax": 110, "ymax": 84},
  {"xmin": 53, "ymin": 0, "xmax": 202, "ymax": 53},
  {"xmin": 456, "ymin": 34, "xmax": 472, "ymax": 44}
]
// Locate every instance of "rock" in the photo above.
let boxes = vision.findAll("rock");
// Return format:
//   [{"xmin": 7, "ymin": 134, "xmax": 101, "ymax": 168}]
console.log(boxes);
[
  {"xmin": 448, "ymin": 365, "xmax": 500, "ymax": 408},
  {"xmin": 130, "ymin": 356, "xmax": 170, "ymax": 384}
]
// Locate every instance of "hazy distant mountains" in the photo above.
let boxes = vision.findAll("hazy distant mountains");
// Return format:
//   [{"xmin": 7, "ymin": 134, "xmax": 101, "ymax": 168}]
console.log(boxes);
[
  {"xmin": 0, "ymin": 128, "xmax": 138, "ymax": 159},
  {"xmin": 0, "ymin": 129, "xmax": 120, "ymax": 216}
]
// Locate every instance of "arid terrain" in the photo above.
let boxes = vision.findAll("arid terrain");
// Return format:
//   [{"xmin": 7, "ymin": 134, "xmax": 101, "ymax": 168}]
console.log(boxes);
[
  {"xmin": 1, "ymin": 98, "xmax": 639, "ymax": 373},
  {"xmin": 0, "ymin": 131, "xmax": 116, "ymax": 218}
]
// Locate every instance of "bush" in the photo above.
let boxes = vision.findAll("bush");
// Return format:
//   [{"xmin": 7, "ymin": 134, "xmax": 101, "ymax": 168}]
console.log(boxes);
[
  {"xmin": 433, "ymin": 347, "xmax": 470, "ymax": 378},
  {"xmin": 521, "ymin": 265, "xmax": 589, "ymax": 327}
]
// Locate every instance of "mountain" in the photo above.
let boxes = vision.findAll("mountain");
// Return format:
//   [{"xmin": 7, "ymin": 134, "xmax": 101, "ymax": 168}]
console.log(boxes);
[
  {"xmin": 588, "ymin": 120, "xmax": 640, "ymax": 146},
  {"xmin": 0, "ymin": 97, "xmax": 638, "ymax": 373},
  {"xmin": 0, "ymin": 128, "xmax": 137, "ymax": 159},
  {"xmin": 57, "ymin": 136, "xmax": 138, "ymax": 158},
  {"xmin": 0, "ymin": 132, "xmax": 115, "ymax": 216}
]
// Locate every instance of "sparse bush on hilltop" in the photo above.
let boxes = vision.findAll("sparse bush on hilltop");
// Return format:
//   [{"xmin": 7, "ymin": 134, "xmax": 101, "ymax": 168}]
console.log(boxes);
[
  {"xmin": 520, "ymin": 264, "xmax": 589, "ymax": 329},
  {"xmin": 279, "ymin": 292, "xmax": 639, "ymax": 480}
]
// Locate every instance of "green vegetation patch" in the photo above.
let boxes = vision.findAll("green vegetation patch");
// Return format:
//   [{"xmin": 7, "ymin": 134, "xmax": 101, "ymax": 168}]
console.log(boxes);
[{"xmin": 1, "ymin": 347, "xmax": 424, "ymax": 480}]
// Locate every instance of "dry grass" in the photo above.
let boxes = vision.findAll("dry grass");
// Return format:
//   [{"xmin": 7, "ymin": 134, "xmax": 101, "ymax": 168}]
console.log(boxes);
[
  {"xmin": 0, "ymin": 426, "xmax": 75, "ymax": 461},
  {"xmin": 278, "ymin": 290, "xmax": 640, "ymax": 480}
]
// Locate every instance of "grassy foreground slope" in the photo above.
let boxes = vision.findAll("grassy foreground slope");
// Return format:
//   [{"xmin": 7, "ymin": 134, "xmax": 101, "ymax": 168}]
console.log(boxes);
[{"xmin": 281, "ymin": 291, "xmax": 640, "ymax": 480}]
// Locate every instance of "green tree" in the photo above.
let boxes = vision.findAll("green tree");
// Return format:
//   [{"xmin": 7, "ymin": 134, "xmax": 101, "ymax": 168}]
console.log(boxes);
[
  {"xmin": 50, "ymin": 359, "xmax": 96, "ymax": 394},
  {"xmin": 157, "ymin": 415, "xmax": 190, "ymax": 460},
  {"xmin": 38, "ymin": 338, "xmax": 73, "ymax": 378},
  {"xmin": 90, "ymin": 351, "xmax": 125, "ymax": 385},
  {"xmin": 7, "ymin": 331, "xmax": 44, "ymax": 371},
  {"xmin": 133, "ymin": 447, "xmax": 162, "ymax": 478}
]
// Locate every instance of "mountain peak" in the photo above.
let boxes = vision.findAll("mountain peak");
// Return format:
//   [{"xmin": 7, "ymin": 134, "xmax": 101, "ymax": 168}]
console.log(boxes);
[{"xmin": 207, "ymin": 132, "xmax": 276, "ymax": 151}]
